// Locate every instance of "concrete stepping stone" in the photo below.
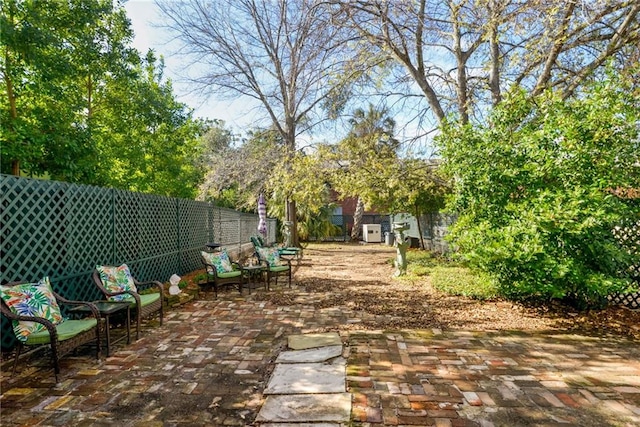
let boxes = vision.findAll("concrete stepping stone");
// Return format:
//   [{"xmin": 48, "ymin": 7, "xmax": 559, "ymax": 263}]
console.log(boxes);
[
  {"xmin": 259, "ymin": 424, "xmax": 342, "ymax": 427},
  {"xmin": 264, "ymin": 360, "xmax": 346, "ymax": 394},
  {"xmin": 255, "ymin": 393, "xmax": 351, "ymax": 423},
  {"xmin": 276, "ymin": 345, "xmax": 343, "ymax": 364},
  {"xmin": 288, "ymin": 332, "xmax": 341, "ymax": 350}
]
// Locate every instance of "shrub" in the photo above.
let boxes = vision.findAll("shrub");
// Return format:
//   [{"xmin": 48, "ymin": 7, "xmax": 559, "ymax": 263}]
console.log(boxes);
[{"xmin": 437, "ymin": 68, "xmax": 640, "ymax": 308}]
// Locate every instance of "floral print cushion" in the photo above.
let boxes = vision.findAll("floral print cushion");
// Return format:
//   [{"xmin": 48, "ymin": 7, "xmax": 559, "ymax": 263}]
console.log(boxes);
[
  {"xmin": 96, "ymin": 264, "xmax": 138, "ymax": 302},
  {"xmin": 201, "ymin": 250, "xmax": 234, "ymax": 274},
  {"xmin": 257, "ymin": 247, "xmax": 281, "ymax": 267},
  {"xmin": 0, "ymin": 277, "xmax": 64, "ymax": 343}
]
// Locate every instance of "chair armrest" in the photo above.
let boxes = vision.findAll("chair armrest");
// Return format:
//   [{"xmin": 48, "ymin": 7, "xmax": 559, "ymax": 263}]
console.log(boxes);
[
  {"xmin": 0, "ymin": 307, "xmax": 59, "ymax": 342},
  {"xmin": 231, "ymin": 262, "xmax": 243, "ymax": 272},
  {"xmin": 1, "ymin": 308, "xmax": 56, "ymax": 326},
  {"xmin": 202, "ymin": 262, "xmax": 220, "ymax": 278},
  {"xmin": 53, "ymin": 293, "xmax": 100, "ymax": 319}
]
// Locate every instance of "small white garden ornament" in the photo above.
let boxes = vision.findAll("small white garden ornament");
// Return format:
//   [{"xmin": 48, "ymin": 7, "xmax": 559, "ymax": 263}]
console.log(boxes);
[{"xmin": 169, "ymin": 274, "xmax": 182, "ymax": 295}]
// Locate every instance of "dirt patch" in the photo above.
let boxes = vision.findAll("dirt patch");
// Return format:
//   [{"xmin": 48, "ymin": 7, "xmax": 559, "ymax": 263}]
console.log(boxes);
[{"xmin": 261, "ymin": 242, "xmax": 640, "ymax": 340}]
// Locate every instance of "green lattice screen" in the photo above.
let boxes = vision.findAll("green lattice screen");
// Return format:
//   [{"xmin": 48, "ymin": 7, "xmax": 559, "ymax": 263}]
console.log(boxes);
[{"xmin": 1, "ymin": 175, "xmax": 268, "ymax": 350}]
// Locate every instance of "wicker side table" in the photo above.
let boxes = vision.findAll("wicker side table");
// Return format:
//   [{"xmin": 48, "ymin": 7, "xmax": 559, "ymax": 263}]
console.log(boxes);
[
  {"xmin": 70, "ymin": 301, "xmax": 131, "ymax": 356},
  {"xmin": 243, "ymin": 265, "xmax": 267, "ymax": 293}
]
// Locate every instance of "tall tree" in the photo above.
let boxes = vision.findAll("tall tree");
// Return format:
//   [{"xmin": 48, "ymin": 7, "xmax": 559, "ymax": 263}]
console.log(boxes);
[
  {"xmin": 1, "ymin": 1, "xmax": 204, "ymax": 198},
  {"xmin": 342, "ymin": 104, "xmax": 398, "ymax": 241},
  {"xmin": 0, "ymin": 0, "xmax": 142, "ymax": 180},
  {"xmin": 198, "ymin": 127, "xmax": 284, "ymax": 209},
  {"xmin": 157, "ymin": 0, "xmax": 351, "ymax": 245},
  {"xmin": 330, "ymin": 0, "xmax": 640, "ymax": 127},
  {"xmin": 93, "ymin": 51, "xmax": 205, "ymax": 198}
]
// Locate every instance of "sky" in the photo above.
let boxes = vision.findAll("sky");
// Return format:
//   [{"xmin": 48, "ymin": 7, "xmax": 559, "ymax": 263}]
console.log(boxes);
[
  {"xmin": 122, "ymin": 1, "xmax": 434, "ymax": 154},
  {"xmin": 124, "ymin": 1, "xmax": 262, "ymax": 133}
]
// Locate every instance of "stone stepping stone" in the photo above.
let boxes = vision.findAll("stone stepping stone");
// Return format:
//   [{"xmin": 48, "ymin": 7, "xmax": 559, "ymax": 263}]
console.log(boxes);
[
  {"xmin": 264, "ymin": 360, "xmax": 346, "ymax": 394},
  {"xmin": 255, "ymin": 393, "xmax": 351, "ymax": 423},
  {"xmin": 288, "ymin": 332, "xmax": 341, "ymax": 350},
  {"xmin": 276, "ymin": 345, "xmax": 343, "ymax": 364},
  {"xmin": 259, "ymin": 424, "xmax": 341, "ymax": 427}
]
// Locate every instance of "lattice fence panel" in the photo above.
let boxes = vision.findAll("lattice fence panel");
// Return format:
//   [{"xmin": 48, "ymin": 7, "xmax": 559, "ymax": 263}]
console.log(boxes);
[
  {"xmin": 113, "ymin": 189, "xmax": 142, "ymax": 264},
  {"xmin": 1, "ymin": 176, "xmax": 68, "ymax": 281},
  {"xmin": 179, "ymin": 200, "xmax": 212, "ymax": 273},
  {"xmin": 137, "ymin": 194, "xmax": 179, "ymax": 260},
  {"xmin": 216, "ymin": 207, "xmax": 242, "ymax": 245},
  {"xmin": 2, "ymin": 175, "xmax": 264, "ymax": 350},
  {"xmin": 113, "ymin": 191, "xmax": 180, "ymax": 283},
  {"xmin": 609, "ymin": 218, "xmax": 640, "ymax": 310},
  {"xmin": 65, "ymin": 183, "xmax": 114, "ymax": 278}
]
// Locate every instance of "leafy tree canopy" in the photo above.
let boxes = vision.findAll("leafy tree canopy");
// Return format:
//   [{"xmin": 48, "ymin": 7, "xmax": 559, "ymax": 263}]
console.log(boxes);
[
  {"xmin": 1, "ymin": 0, "xmax": 204, "ymax": 198},
  {"xmin": 437, "ymin": 67, "xmax": 640, "ymax": 307}
]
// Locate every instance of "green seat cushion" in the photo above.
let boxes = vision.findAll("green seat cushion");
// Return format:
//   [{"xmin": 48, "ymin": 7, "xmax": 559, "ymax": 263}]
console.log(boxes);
[
  {"xmin": 278, "ymin": 249, "xmax": 298, "ymax": 256},
  {"xmin": 217, "ymin": 270, "xmax": 242, "ymax": 279},
  {"xmin": 268, "ymin": 265, "xmax": 289, "ymax": 273},
  {"xmin": 281, "ymin": 247, "xmax": 300, "ymax": 252},
  {"xmin": 119, "ymin": 292, "xmax": 161, "ymax": 308},
  {"xmin": 25, "ymin": 318, "xmax": 97, "ymax": 345}
]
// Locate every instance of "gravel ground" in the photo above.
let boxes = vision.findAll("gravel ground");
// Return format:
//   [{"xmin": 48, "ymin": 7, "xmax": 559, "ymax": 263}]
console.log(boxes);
[{"xmin": 260, "ymin": 242, "xmax": 640, "ymax": 341}]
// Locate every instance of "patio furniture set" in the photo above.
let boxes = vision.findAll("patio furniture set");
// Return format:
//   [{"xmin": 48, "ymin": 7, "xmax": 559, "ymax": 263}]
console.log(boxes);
[
  {"xmin": 200, "ymin": 236, "xmax": 300, "ymax": 297},
  {"xmin": 1, "ymin": 238, "xmax": 299, "ymax": 381}
]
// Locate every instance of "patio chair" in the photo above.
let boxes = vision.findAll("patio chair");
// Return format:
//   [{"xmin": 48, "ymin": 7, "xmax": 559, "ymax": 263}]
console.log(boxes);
[
  {"xmin": 0, "ymin": 277, "xmax": 101, "ymax": 382},
  {"xmin": 201, "ymin": 249, "xmax": 245, "ymax": 298},
  {"xmin": 251, "ymin": 235, "xmax": 302, "ymax": 260},
  {"xmin": 255, "ymin": 246, "xmax": 292, "ymax": 288},
  {"xmin": 93, "ymin": 264, "xmax": 163, "ymax": 341}
]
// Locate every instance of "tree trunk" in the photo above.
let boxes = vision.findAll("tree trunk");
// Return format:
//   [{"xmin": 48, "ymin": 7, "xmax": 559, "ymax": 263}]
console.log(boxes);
[
  {"xmin": 414, "ymin": 204, "xmax": 425, "ymax": 250},
  {"xmin": 488, "ymin": 0, "xmax": 501, "ymax": 106},
  {"xmin": 286, "ymin": 199, "xmax": 299, "ymax": 247},
  {"xmin": 351, "ymin": 197, "xmax": 364, "ymax": 241}
]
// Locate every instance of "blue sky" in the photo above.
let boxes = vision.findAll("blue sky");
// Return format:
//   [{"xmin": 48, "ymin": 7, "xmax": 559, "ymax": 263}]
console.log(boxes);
[
  {"xmin": 123, "ymin": 1, "xmax": 433, "ymax": 154},
  {"xmin": 124, "ymin": 1, "xmax": 262, "ymax": 132}
]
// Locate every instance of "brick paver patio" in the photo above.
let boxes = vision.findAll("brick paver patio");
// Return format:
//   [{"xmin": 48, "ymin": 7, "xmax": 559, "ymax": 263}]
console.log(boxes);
[{"xmin": 2, "ymin": 281, "xmax": 639, "ymax": 426}]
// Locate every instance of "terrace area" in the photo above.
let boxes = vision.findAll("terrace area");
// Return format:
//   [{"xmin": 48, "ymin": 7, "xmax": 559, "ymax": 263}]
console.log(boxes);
[{"xmin": 1, "ymin": 244, "xmax": 639, "ymax": 426}]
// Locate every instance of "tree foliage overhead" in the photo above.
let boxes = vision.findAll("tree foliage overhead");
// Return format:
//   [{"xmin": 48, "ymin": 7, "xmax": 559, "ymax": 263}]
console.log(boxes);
[
  {"xmin": 437, "ymin": 68, "xmax": 640, "ymax": 307},
  {"xmin": 325, "ymin": 104, "xmax": 447, "ymax": 219},
  {"xmin": 1, "ymin": 0, "xmax": 203, "ymax": 198},
  {"xmin": 158, "ymin": 0, "xmax": 357, "ymax": 243},
  {"xmin": 330, "ymin": 0, "xmax": 640, "ymax": 128},
  {"xmin": 198, "ymin": 126, "xmax": 285, "ymax": 209}
]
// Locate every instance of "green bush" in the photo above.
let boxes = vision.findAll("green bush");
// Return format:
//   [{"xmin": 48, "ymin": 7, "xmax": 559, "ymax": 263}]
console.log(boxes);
[{"xmin": 437, "ymin": 68, "xmax": 640, "ymax": 308}]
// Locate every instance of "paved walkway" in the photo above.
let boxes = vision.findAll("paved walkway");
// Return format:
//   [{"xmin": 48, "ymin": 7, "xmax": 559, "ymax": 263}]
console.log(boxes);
[{"xmin": 2, "ymin": 287, "xmax": 639, "ymax": 426}]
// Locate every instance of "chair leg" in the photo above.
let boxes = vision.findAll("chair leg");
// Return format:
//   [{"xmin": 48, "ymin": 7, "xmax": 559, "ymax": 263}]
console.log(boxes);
[
  {"xmin": 96, "ymin": 320, "xmax": 102, "ymax": 359},
  {"xmin": 50, "ymin": 339, "xmax": 61, "ymax": 383},
  {"xmin": 12, "ymin": 343, "xmax": 23, "ymax": 376},
  {"xmin": 136, "ymin": 313, "xmax": 142, "ymax": 341}
]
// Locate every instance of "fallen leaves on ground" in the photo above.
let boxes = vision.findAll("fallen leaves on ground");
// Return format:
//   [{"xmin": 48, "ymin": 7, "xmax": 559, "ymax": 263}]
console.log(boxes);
[{"xmin": 258, "ymin": 243, "xmax": 640, "ymax": 341}]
